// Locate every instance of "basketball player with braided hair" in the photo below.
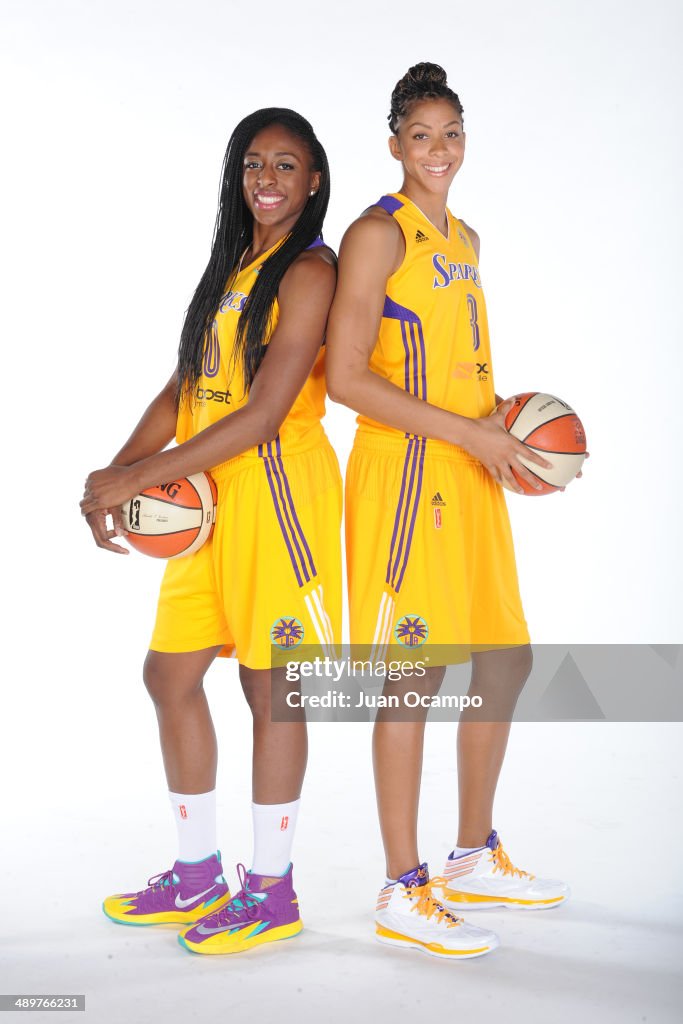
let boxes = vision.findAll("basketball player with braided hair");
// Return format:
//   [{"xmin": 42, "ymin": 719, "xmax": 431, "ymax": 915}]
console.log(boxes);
[
  {"xmin": 80, "ymin": 108, "xmax": 342, "ymax": 955},
  {"xmin": 327, "ymin": 64, "xmax": 570, "ymax": 959}
]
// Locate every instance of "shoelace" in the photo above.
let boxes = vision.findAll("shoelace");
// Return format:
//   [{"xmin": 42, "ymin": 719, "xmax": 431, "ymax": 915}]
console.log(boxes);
[
  {"xmin": 490, "ymin": 843, "xmax": 534, "ymax": 879},
  {"xmin": 402, "ymin": 878, "xmax": 462, "ymax": 928},
  {"xmin": 206, "ymin": 864, "xmax": 263, "ymax": 927},
  {"xmin": 135, "ymin": 869, "xmax": 175, "ymax": 896}
]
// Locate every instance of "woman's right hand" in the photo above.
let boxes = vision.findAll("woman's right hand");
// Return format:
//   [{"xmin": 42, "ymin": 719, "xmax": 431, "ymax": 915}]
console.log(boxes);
[
  {"xmin": 459, "ymin": 401, "xmax": 553, "ymax": 493},
  {"xmin": 84, "ymin": 506, "xmax": 129, "ymax": 555}
]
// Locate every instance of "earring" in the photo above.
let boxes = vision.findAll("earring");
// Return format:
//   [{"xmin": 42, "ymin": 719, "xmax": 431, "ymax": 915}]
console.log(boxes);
[{"xmin": 309, "ymin": 190, "xmax": 316, "ymax": 196}]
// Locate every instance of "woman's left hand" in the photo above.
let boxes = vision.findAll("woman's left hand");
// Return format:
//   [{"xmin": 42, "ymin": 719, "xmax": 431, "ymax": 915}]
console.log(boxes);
[{"xmin": 80, "ymin": 465, "xmax": 141, "ymax": 515}]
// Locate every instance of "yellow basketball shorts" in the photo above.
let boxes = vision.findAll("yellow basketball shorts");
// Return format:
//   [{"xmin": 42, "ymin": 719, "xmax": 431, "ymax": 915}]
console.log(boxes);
[
  {"xmin": 150, "ymin": 439, "xmax": 342, "ymax": 669},
  {"xmin": 345, "ymin": 431, "xmax": 529, "ymax": 661}
]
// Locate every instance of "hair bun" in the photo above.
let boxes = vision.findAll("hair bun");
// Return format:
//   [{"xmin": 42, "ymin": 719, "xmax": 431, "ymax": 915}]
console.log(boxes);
[
  {"xmin": 407, "ymin": 62, "xmax": 448, "ymax": 88},
  {"xmin": 388, "ymin": 62, "xmax": 463, "ymax": 134}
]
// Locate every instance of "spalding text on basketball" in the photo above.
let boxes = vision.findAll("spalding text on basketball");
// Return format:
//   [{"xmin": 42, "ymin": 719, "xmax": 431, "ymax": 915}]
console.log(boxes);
[{"xmin": 159, "ymin": 481, "xmax": 182, "ymax": 500}]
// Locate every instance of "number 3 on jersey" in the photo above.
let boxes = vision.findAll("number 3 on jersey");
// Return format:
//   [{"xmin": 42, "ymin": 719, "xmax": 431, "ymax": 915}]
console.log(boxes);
[{"xmin": 467, "ymin": 293, "xmax": 481, "ymax": 352}]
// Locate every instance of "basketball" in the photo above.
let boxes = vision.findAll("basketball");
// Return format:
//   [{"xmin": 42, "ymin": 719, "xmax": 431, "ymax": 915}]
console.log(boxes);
[
  {"xmin": 504, "ymin": 393, "xmax": 587, "ymax": 495},
  {"xmin": 120, "ymin": 472, "xmax": 218, "ymax": 558}
]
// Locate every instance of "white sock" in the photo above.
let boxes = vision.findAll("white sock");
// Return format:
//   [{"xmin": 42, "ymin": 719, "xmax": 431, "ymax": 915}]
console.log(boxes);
[
  {"xmin": 251, "ymin": 799, "xmax": 300, "ymax": 875},
  {"xmin": 451, "ymin": 843, "xmax": 484, "ymax": 860},
  {"xmin": 168, "ymin": 790, "xmax": 217, "ymax": 863}
]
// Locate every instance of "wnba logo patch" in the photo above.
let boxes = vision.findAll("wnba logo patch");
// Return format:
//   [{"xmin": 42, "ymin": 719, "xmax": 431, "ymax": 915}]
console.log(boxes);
[
  {"xmin": 270, "ymin": 617, "xmax": 305, "ymax": 648},
  {"xmin": 394, "ymin": 615, "xmax": 429, "ymax": 647}
]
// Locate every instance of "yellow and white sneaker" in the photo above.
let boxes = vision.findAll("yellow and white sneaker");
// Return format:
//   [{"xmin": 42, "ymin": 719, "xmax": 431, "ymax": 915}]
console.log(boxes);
[
  {"xmin": 436, "ymin": 830, "xmax": 570, "ymax": 911},
  {"xmin": 375, "ymin": 863, "xmax": 498, "ymax": 960}
]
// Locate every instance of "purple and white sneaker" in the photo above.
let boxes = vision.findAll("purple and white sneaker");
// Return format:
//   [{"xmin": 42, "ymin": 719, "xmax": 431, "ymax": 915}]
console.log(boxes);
[
  {"xmin": 178, "ymin": 862, "xmax": 303, "ymax": 954},
  {"xmin": 375, "ymin": 863, "xmax": 498, "ymax": 959},
  {"xmin": 103, "ymin": 853, "xmax": 230, "ymax": 926}
]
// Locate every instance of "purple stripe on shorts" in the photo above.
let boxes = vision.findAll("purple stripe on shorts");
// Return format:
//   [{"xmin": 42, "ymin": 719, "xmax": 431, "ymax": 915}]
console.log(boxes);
[
  {"xmin": 265, "ymin": 441, "xmax": 312, "ymax": 585},
  {"xmin": 274, "ymin": 435, "xmax": 317, "ymax": 578},
  {"xmin": 261, "ymin": 451, "xmax": 304, "ymax": 588},
  {"xmin": 395, "ymin": 437, "xmax": 427, "ymax": 591},
  {"xmin": 390, "ymin": 438, "xmax": 420, "ymax": 589},
  {"xmin": 385, "ymin": 436, "xmax": 414, "ymax": 585}
]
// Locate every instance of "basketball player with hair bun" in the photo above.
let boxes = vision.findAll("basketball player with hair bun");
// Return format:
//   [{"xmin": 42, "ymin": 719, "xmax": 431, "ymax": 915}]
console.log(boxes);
[
  {"xmin": 327, "ymin": 63, "xmax": 572, "ymax": 959},
  {"xmin": 80, "ymin": 108, "xmax": 342, "ymax": 956}
]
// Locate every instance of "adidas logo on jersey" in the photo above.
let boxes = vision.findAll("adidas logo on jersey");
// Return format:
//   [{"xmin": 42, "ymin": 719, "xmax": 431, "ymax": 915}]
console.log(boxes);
[
  {"xmin": 415, "ymin": 230, "xmax": 429, "ymax": 243},
  {"xmin": 431, "ymin": 492, "xmax": 446, "ymax": 506}
]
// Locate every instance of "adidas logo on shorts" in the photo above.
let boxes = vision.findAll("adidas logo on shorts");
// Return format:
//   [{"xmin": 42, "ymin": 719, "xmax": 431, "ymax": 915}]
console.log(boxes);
[
  {"xmin": 415, "ymin": 230, "xmax": 429, "ymax": 243},
  {"xmin": 431, "ymin": 492, "xmax": 446, "ymax": 506}
]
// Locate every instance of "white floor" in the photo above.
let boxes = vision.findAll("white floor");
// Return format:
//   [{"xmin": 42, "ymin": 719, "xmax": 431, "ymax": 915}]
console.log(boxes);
[{"xmin": 3, "ymin": 718, "xmax": 682, "ymax": 1024}]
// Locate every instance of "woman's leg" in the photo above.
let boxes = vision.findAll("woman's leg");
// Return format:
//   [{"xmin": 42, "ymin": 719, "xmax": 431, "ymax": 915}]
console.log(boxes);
[
  {"xmin": 456, "ymin": 644, "xmax": 532, "ymax": 847},
  {"xmin": 239, "ymin": 665, "xmax": 308, "ymax": 802},
  {"xmin": 372, "ymin": 667, "xmax": 446, "ymax": 879},
  {"xmin": 103, "ymin": 646, "xmax": 229, "ymax": 925},
  {"xmin": 439, "ymin": 645, "xmax": 569, "ymax": 911},
  {"xmin": 239, "ymin": 665, "xmax": 307, "ymax": 876},
  {"xmin": 143, "ymin": 646, "xmax": 223, "ymax": 794}
]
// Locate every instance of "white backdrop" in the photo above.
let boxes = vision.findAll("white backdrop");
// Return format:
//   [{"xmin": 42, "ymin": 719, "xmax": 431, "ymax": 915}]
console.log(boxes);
[{"xmin": 1, "ymin": 1, "xmax": 682, "ymax": 1022}]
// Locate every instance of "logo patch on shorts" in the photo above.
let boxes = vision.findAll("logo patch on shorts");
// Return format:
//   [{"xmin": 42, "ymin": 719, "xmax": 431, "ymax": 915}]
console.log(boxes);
[
  {"xmin": 270, "ymin": 617, "xmax": 305, "ymax": 648},
  {"xmin": 394, "ymin": 615, "xmax": 429, "ymax": 647},
  {"xmin": 434, "ymin": 508, "xmax": 442, "ymax": 529}
]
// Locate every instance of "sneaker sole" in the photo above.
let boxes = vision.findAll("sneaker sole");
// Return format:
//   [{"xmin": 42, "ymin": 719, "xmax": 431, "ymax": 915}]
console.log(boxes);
[
  {"xmin": 439, "ymin": 890, "xmax": 569, "ymax": 911},
  {"xmin": 102, "ymin": 892, "xmax": 231, "ymax": 927},
  {"xmin": 178, "ymin": 920, "xmax": 303, "ymax": 955},
  {"xmin": 375, "ymin": 924, "xmax": 498, "ymax": 960}
]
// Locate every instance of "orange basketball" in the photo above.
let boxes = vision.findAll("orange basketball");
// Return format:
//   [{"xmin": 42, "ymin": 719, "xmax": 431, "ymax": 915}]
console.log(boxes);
[
  {"xmin": 120, "ymin": 472, "xmax": 218, "ymax": 558},
  {"xmin": 504, "ymin": 393, "xmax": 587, "ymax": 495}
]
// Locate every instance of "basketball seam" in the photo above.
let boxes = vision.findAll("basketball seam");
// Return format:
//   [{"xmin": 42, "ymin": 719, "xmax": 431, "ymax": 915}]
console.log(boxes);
[
  {"xmin": 127, "ymin": 525, "xmax": 202, "ymax": 538},
  {"xmin": 523, "ymin": 446, "xmax": 585, "ymax": 455},
  {"xmin": 133, "ymin": 495, "xmax": 202, "ymax": 511},
  {"xmin": 507, "ymin": 392, "xmax": 536, "ymax": 426},
  {"xmin": 515, "ymin": 463, "xmax": 559, "ymax": 489},
  {"xmin": 519, "ymin": 412, "xmax": 577, "ymax": 444}
]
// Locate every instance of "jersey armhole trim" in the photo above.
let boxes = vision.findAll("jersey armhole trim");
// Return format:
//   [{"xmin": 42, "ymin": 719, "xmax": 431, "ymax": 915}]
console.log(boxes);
[{"xmin": 453, "ymin": 216, "xmax": 478, "ymax": 260}]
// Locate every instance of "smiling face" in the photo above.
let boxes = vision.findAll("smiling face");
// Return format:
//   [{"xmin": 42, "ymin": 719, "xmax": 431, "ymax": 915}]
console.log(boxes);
[
  {"xmin": 242, "ymin": 124, "xmax": 321, "ymax": 232},
  {"xmin": 389, "ymin": 97, "xmax": 465, "ymax": 196}
]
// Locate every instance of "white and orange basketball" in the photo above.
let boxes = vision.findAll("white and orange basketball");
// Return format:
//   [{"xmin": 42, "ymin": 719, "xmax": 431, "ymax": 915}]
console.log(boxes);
[
  {"xmin": 504, "ymin": 393, "xmax": 587, "ymax": 495},
  {"xmin": 120, "ymin": 472, "xmax": 218, "ymax": 558}
]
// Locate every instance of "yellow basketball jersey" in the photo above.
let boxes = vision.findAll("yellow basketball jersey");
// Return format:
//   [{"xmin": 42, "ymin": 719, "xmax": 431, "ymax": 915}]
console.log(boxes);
[
  {"xmin": 176, "ymin": 237, "xmax": 327, "ymax": 467},
  {"xmin": 358, "ymin": 193, "xmax": 495, "ymax": 439}
]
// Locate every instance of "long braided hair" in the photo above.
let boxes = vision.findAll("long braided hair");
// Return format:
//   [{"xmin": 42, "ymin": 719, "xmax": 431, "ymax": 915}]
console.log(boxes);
[
  {"xmin": 176, "ymin": 108, "xmax": 330, "ymax": 405},
  {"xmin": 388, "ymin": 63, "xmax": 464, "ymax": 134}
]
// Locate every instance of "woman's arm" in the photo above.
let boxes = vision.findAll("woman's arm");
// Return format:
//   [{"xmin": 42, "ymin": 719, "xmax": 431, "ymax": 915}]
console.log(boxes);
[
  {"xmin": 325, "ymin": 214, "xmax": 549, "ymax": 492},
  {"xmin": 110, "ymin": 371, "xmax": 179, "ymax": 466},
  {"xmin": 80, "ymin": 251, "xmax": 337, "ymax": 515},
  {"xmin": 83, "ymin": 370, "xmax": 179, "ymax": 553}
]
